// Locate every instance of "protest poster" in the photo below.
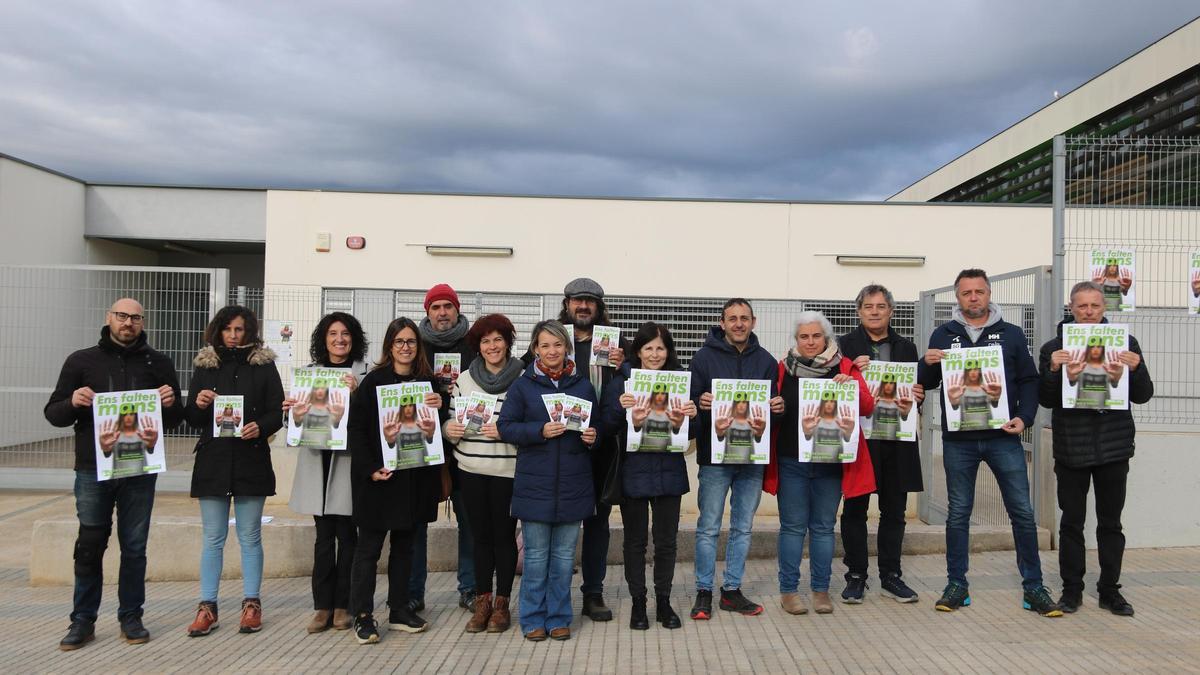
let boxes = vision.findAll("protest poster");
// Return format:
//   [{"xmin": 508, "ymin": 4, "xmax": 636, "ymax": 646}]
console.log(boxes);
[
  {"xmin": 213, "ymin": 395, "xmax": 244, "ymax": 438},
  {"xmin": 456, "ymin": 391, "xmax": 499, "ymax": 435},
  {"xmin": 1061, "ymin": 323, "xmax": 1130, "ymax": 410},
  {"xmin": 860, "ymin": 361, "xmax": 918, "ymax": 442},
  {"xmin": 941, "ymin": 345, "xmax": 1009, "ymax": 432},
  {"xmin": 377, "ymin": 381, "xmax": 444, "ymax": 470},
  {"xmin": 92, "ymin": 389, "xmax": 166, "ymax": 481},
  {"xmin": 1090, "ymin": 248, "xmax": 1135, "ymax": 312},
  {"xmin": 798, "ymin": 379, "xmax": 860, "ymax": 463},
  {"xmin": 433, "ymin": 353, "xmax": 461, "ymax": 391},
  {"xmin": 624, "ymin": 369, "xmax": 691, "ymax": 453},
  {"xmin": 543, "ymin": 393, "xmax": 592, "ymax": 431},
  {"xmin": 710, "ymin": 378, "xmax": 770, "ymax": 464},
  {"xmin": 590, "ymin": 326, "xmax": 621, "ymax": 367},
  {"xmin": 1189, "ymin": 250, "xmax": 1200, "ymax": 315},
  {"xmin": 286, "ymin": 367, "xmax": 351, "ymax": 449}
]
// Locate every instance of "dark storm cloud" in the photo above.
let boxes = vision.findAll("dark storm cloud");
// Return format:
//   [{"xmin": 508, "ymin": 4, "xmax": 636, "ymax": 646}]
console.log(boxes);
[{"xmin": 0, "ymin": 1, "xmax": 1196, "ymax": 200}]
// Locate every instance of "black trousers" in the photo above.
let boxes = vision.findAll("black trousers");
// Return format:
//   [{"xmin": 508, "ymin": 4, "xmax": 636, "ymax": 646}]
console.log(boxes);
[
  {"xmin": 841, "ymin": 451, "xmax": 909, "ymax": 578},
  {"xmin": 1055, "ymin": 459, "xmax": 1129, "ymax": 595},
  {"xmin": 620, "ymin": 495, "xmax": 682, "ymax": 598},
  {"xmin": 580, "ymin": 502, "xmax": 612, "ymax": 595},
  {"xmin": 312, "ymin": 514, "xmax": 357, "ymax": 610},
  {"xmin": 349, "ymin": 527, "xmax": 414, "ymax": 617},
  {"xmin": 459, "ymin": 471, "xmax": 518, "ymax": 597}
]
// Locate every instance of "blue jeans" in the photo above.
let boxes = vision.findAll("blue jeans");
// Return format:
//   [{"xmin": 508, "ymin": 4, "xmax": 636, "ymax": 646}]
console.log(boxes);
[
  {"xmin": 409, "ymin": 488, "xmax": 475, "ymax": 600},
  {"xmin": 519, "ymin": 520, "xmax": 580, "ymax": 634},
  {"xmin": 198, "ymin": 495, "xmax": 266, "ymax": 602},
  {"xmin": 943, "ymin": 436, "xmax": 1044, "ymax": 591},
  {"xmin": 777, "ymin": 459, "xmax": 843, "ymax": 593},
  {"xmin": 71, "ymin": 471, "xmax": 156, "ymax": 623},
  {"xmin": 695, "ymin": 464, "xmax": 764, "ymax": 592}
]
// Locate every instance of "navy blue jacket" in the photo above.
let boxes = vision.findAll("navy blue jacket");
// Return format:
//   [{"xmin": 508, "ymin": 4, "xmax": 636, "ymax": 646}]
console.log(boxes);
[
  {"xmin": 688, "ymin": 328, "xmax": 780, "ymax": 465},
  {"xmin": 499, "ymin": 363, "xmax": 597, "ymax": 523},
  {"xmin": 917, "ymin": 317, "xmax": 1039, "ymax": 439},
  {"xmin": 598, "ymin": 364, "xmax": 691, "ymax": 499}
]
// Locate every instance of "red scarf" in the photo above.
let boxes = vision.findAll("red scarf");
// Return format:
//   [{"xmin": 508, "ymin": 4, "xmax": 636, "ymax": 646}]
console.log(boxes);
[{"xmin": 537, "ymin": 358, "xmax": 575, "ymax": 381}]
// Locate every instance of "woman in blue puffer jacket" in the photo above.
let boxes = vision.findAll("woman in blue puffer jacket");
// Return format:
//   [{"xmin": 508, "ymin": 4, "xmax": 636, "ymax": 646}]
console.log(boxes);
[{"xmin": 498, "ymin": 320, "xmax": 597, "ymax": 642}]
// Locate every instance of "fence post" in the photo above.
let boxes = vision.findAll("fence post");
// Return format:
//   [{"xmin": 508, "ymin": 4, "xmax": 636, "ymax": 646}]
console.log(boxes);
[
  {"xmin": 1051, "ymin": 134, "xmax": 1066, "ymax": 318},
  {"xmin": 210, "ymin": 268, "xmax": 229, "ymax": 319}
]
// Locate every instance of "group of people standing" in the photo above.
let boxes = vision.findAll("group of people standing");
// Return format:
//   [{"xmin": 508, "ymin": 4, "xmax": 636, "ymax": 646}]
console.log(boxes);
[{"xmin": 46, "ymin": 268, "xmax": 1153, "ymax": 651}]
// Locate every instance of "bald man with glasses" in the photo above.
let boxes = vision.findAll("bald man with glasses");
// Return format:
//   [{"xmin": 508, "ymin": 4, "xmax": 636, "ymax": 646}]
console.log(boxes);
[{"xmin": 45, "ymin": 298, "xmax": 184, "ymax": 650}]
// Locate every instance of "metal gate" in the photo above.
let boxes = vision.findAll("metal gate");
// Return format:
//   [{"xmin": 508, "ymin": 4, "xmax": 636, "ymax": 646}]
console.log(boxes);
[
  {"xmin": 0, "ymin": 264, "xmax": 228, "ymax": 488},
  {"xmin": 916, "ymin": 265, "xmax": 1055, "ymax": 527}
]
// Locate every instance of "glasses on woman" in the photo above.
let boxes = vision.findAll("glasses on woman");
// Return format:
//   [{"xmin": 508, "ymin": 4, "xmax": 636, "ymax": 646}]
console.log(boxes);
[{"xmin": 392, "ymin": 338, "xmax": 419, "ymax": 350}]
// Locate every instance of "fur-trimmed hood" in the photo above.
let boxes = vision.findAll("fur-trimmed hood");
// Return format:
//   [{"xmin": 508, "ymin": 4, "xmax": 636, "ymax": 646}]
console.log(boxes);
[{"xmin": 193, "ymin": 344, "xmax": 278, "ymax": 369}]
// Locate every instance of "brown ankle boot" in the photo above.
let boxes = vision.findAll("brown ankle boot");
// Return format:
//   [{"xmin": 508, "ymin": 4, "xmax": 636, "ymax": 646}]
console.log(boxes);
[
  {"xmin": 465, "ymin": 592, "xmax": 492, "ymax": 633},
  {"xmin": 332, "ymin": 608, "xmax": 352, "ymax": 630},
  {"xmin": 487, "ymin": 596, "xmax": 511, "ymax": 633},
  {"xmin": 307, "ymin": 609, "xmax": 332, "ymax": 633}
]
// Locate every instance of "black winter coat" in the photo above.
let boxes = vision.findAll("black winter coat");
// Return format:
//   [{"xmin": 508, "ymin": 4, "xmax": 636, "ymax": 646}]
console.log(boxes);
[
  {"xmin": 1038, "ymin": 320, "xmax": 1154, "ymax": 468},
  {"xmin": 185, "ymin": 345, "xmax": 284, "ymax": 497},
  {"xmin": 44, "ymin": 327, "xmax": 184, "ymax": 472},
  {"xmin": 347, "ymin": 368, "xmax": 443, "ymax": 531},
  {"xmin": 598, "ymin": 365, "xmax": 691, "ymax": 499},
  {"xmin": 838, "ymin": 325, "xmax": 924, "ymax": 493}
]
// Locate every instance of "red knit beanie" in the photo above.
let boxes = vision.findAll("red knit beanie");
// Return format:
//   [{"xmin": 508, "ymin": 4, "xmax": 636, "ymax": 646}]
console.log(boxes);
[{"xmin": 424, "ymin": 283, "xmax": 460, "ymax": 311}]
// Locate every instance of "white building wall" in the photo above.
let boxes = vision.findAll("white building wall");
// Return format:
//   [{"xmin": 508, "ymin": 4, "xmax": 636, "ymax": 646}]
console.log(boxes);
[{"xmin": 264, "ymin": 190, "xmax": 1052, "ymax": 301}]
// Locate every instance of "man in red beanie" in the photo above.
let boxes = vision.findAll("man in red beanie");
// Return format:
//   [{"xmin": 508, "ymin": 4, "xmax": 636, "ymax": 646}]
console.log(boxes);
[{"xmin": 409, "ymin": 283, "xmax": 477, "ymax": 614}]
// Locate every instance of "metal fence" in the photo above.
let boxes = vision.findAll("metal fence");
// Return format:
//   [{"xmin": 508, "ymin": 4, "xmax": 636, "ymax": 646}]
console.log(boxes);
[
  {"xmin": 1054, "ymin": 134, "xmax": 1200, "ymax": 426},
  {"xmin": 916, "ymin": 266, "xmax": 1054, "ymax": 527},
  {"xmin": 0, "ymin": 265, "xmax": 228, "ymax": 475}
]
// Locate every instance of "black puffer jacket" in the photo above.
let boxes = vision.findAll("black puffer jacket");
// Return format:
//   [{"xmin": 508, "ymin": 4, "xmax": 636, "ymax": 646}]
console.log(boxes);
[
  {"xmin": 185, "ymin": 345, "xmax": 284, "ymax": 497},
  {"xmin": 347, "ymin": 368, "xmax": 444, "ymax": 531},
  {"xmin": 1038, "ymin": 320, "xmax": 1154, "ymax": 468},
  {"xmin": 44, "ymin": 327, "xmax": 185, "ymax": 472}
]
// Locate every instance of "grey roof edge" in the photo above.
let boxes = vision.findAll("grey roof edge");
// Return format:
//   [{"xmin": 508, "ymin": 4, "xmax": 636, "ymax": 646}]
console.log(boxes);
[
  {"xmin": 887, "ymin": 14, "xmax": 1200, "ymax": 200},
  {"xmin": 0, "ymin": 152, "xmax": 86, "ymax": 183}
]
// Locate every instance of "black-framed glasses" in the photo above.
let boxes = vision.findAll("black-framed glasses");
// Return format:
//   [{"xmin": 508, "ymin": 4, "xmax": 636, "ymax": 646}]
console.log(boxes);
[
  {"xmin": 392, "ymin": 338, "xmax": 418, "ymax": 349},
  {"xmin": 111, "ymin": 311, "xmax": 145, "ymax": 324}
]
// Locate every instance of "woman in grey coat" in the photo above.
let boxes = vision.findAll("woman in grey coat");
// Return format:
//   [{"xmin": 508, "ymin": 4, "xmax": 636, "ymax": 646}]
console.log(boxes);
[{"xmin": 287, "ymin": 313, "xmax": 369, "ymax": 633}]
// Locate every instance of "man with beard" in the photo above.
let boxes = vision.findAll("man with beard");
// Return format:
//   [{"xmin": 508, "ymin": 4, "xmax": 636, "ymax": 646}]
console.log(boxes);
[
  {"xmin": 411, "ymin": 284, "xmax": 477, "ymax": 613},
  {"xmin": 918, "ymin": 269, "xmax": 1061, "ymax": 618},
  {"xmin": 45, "ymin": 298, "xmax": 184, "ymax": 649},
  {"xmin": 1039, "ymin": 281, "xmax": 1153, "ymax": 616},
  {"xmin": 547, "ymin": 277, "xmax": 629, "ymax": 622}
]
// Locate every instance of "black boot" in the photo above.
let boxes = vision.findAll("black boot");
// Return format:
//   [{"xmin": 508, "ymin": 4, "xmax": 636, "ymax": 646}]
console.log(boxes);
[
  {"xmin": 582, "ymin": 593, "xmax": 613, "ymax": 621},
  {"xmin": 59, "ymin": 620, "xmax": 95, "ymax": 651},
  {"xmin": 656, "ymin": 596, "xmax": 682, "ymax": 629},
  {"xmin": 629, "ymin": 596, "xmax": 649, "ymax": 630}
]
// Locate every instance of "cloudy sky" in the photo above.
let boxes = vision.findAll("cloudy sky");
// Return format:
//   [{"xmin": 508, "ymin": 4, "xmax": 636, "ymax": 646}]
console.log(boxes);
[{"xmin": 1, "ymin": 2, "xmax": 1196, "ymax": 200}]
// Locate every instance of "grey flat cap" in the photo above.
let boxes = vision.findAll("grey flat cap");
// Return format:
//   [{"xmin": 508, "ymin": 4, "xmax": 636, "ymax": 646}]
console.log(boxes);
[{"xmin": 564, "ymin": 277, "xmax": 604, "ymax": 300}]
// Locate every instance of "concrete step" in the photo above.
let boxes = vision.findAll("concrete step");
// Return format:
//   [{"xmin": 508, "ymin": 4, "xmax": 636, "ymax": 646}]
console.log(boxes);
[{"xmin": 29, "ymin": 516, "xmax": 1049, "ymax": 586}]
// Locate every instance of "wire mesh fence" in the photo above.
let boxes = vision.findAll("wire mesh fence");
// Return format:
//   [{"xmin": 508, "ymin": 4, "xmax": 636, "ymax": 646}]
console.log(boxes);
[
  {"xmin": 1059, "ymin": 135, "xmax": 1200, "ymax": 426},
  {"xmin": 0, "ymin": 265, "xmax": 227, "ymax": 471},
  {"xmin": 916, "ymin": 266, "xmax": 1053, "ymax": 527}
]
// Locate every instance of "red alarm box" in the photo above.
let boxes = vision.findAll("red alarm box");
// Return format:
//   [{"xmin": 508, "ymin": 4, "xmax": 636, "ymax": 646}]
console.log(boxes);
[{"xmin": 346, "ymin": 236, "xmax": 366, "ymax": 250}]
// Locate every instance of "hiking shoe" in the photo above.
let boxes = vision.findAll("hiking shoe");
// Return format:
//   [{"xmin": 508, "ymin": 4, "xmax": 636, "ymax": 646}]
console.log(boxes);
[
  {"xmin": 354, "ymin": 614, "xmax": 380, "ymax": 644},
  {"xmin": 880, "ymin": 574, "xmax": 919, "ymax": 604},
  {"xmin": 1058, "ymin": 591, "xmax": 1082, "ymax": 614},
  {"xmin": 387, "ymin": 606, "xmax": 429, "ymax": 633},
  {"xmin": 120, "ymin": 616, "xmax": 150, "ymax": 644},
  {"xmin": 841, "ymin": 574, "xmax": 867, "ymax": 604},
  {"xmin": 59, "ymin": 620, "xmax": 95, "ymax": 651},
  {"xmin": 582, "ymin": 593, "xmax": 613, "ymax": 621},
  {"xmin": 935, "ymin": 583, "xmax": 971, "ymax": 612},
  {"xmin": 187, "ymin": 601, "xmax": 219, "ymax": 637},
  {"xmin": 1022, "ymin": 586, "xmax": 1064, "ymax": 617},
  {"xmin": 719, "ymin": 587, "xmax": 763, "ymax": 616},
  {"xmin": 1099, "ymin": 591, "xmax": 1135, "ymax": 617},
  {"xmin": 239, "ymin": 598, "xmax": 263, "ymax": 633},
  {"xmin": 459, "ymin": 590, "xmax": 477, "ymax": 611},
  {"xmin": 690, "ymin": 590, "xmax": 713, "ymax": 620}
]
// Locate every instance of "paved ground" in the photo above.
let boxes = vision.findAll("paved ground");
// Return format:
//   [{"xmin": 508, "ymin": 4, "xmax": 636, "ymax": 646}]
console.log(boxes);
[{"xmin": 3, "ymin": 492, "xmax": 1199, "ymax": 673}]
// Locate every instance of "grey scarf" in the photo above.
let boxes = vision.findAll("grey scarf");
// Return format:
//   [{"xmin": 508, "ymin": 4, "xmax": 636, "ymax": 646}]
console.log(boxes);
[
  {"xmin": 784, "ymin": 340, "xmax": 842, "ymax": 378},
  {"xmin": 469, "ymin": 356, "xmax": 525, "ymax": 394},
  {"xmin": 419, "ymin": 315, "xmax": 470, "ymax": 349}
]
